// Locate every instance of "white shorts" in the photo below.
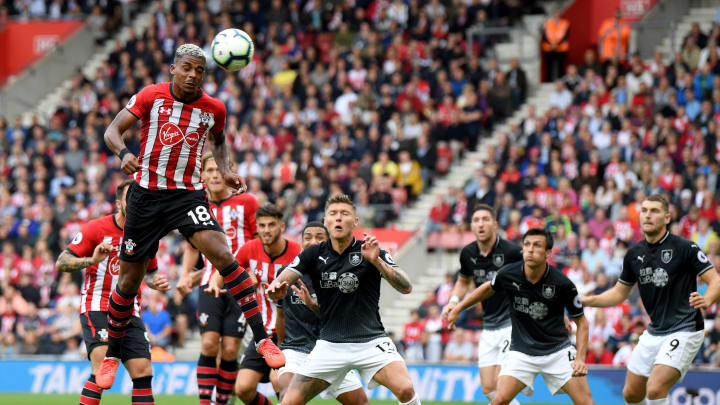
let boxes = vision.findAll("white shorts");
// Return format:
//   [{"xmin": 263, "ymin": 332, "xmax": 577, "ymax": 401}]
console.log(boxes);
[
  {"xmin": 278, "ymin": 349, "xmax": 363, "ymax": 398},
  {"xmin": 499, "ymin": 346, "xmax": 577, "ymax": 397},
  {"xmin": 477, "ymin": 325, "xmax": 512, "ymax": 368},
  {"xmin": 627, "ymin": 330, "xmax": 704, "ymax": 380},
  {"xmin": 300, "ymin": 337, "xmax": 405, "ymax": 390}
]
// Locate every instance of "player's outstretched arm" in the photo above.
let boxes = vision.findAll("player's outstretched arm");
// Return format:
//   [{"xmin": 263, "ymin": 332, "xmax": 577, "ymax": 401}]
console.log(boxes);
[
  {"xmin": 56, "ymin": 243, "xmax": 112, "ymax": 272},
  {"xmin": 104, "ymin": 109, "xmax": 140, "ymax": 175},
  {"xmin": 580, "ymin": 282, "xmax": 632, "ymax": 308},
  {"xmin": 571, "ymin": 314, "xmax": 589, "ymax": 377},
  {"xmin": 441, "ymin": 275, "xmax": 472, "ymax": 322},
  {"xmin": 268, "ymin": 269, "xmax": 302, "ymax": 300},
  {"xmin": 447, "ymin": 281, "xmax": 495, "ymax": 328},
  {"xmin": 692, "ymin": 266, "xmax": 720, "ymax": 310}
]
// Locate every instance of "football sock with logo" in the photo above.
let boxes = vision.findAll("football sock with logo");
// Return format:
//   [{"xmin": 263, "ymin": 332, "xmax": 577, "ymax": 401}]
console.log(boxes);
[
  {"xmin": 79, "ymin": 375, "xmax": 103, "ymax": 405},
  {"xmin": 196, "ymin": 354, "xmax": 217, "ymax": 405},
  {"xmin": 215, "ymin": 359, "xmax": 238, "ymax": 405},
  {"xmin": 106, "ymin": 286, "xmax": 135, "ymax": 358},
  {"xmin": 399, "ymin": 393, "xmax": 420, "ymax": 405},
  {"xmin": 131, "ymin": 376, "xmax": 154, "ymax": 404},
  {"xmin": 248, "ymin": 392, "xmax": 273, "ymax": 405},
  {"xmin": 219, "ymin": 261, "xmax": 268, "ymax": 342},
  {"xmin": 647, "ymin": 399, "xmax": 668, "ymax": 405}
]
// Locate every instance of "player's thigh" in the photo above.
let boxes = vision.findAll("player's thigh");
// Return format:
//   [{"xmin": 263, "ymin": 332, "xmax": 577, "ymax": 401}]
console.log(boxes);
[
  {"xmin": 326, "ymin": 369, "xmax": 365, "ymax": 402},
  {"xmin": 285, "ymin": 374, "xmax": 331, "ymax": 405},
  {"xmin": 335, "ymin": 385, "xmax": 369, "ymax": 405},
  {"xmin": 561, "ymin": 376, "xmax": 594, "ymax": 405},
  {"xmin": 80, "ymin": 312, "xmax": 109, "ymax": 374},
  {"xmin": 647, "ymin": 364, "xmax": 681, "ymax": 398},
  {"xmin": 120, "ymin": 183, "xmax": 164, "ymax": 263},
  {"xmin": 370, "ymin": 361, "xmax": 415, "ymax": 401},
  {"xmin": 493, "ymin": 375, "xmax": 527, "ymax": 404},
  {"xmin": 479, "ymin": 365, "xmax": 501, "ymax": 393},
  {"xmin": 278, "ymin": 371, "xmax": 295, "ymax": 400},
  {"xmin": 652, "ymin": 330, "xmax": 704, "ymax": 383},
  {"xmin": 541, "ymin": 347, "xmax": 576, "ymax": 396}
]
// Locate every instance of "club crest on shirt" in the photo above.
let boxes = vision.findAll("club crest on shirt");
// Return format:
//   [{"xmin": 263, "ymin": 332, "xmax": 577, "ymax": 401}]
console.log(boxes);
[
  {"xmin": 338, "ymin": 272, "xmax": 360, "ymax": 293},
  {"xmin": 97, "ymin": 328, "xmax": 109, "ymax": 342},
  {"xmin": 198, "ymin": 312, "xmax": 209, "ymax": 326},
  {"xmin": 661, "ymin": 249, "xmax": 673, "ymax": 264},
  {"xmin": 493, "ymin": 254, "xmax": 504, "ymax": 267},
  {"xmin": 349, "ymin": 252, "xmax": 363, "ymax": 266},
  {"xmin": 199, "ymin": 111, "xmax": 214, "ymax": 129},
  {"xmin": 542, "ymin": 284, "xmax": 556, "ymax": 299}
]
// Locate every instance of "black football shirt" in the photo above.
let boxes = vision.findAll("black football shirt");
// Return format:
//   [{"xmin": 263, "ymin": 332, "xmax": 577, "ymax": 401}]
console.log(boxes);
[
  {"xmin": 277, "ymin": 271, "xmax": 320, "ymax": 354},
  {"xmin": 490, "ymin": 261, "xmax": 584, "ymax": 356},
  {"xmin": 459, "ymin": 236, "xmax": 523, "ymax": 329},
  {"xmin": 619, "ymin": 232, "xmax": 714, "ymax": 335},
  {"xmin": 286, "ymin": 238, "xmax": 396, "ymax": 343}
]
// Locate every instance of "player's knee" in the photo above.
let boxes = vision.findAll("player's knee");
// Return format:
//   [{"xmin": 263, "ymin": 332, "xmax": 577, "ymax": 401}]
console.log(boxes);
[
  {"xmin": 200, "ymin": 339, "xmax": 220, "ymax": 357},
  {"xmin": 395, "ymin": 384, "xmax": 415, "ymax": 403},
  {"xmin": 622, "ymin": 385, "xmax": 645, "ymax": 403},
  {"xmin": 221, "ymin": 342, "xmax": 239, "ymax": 359},
  {"xmin": 236, "ymin": 386, "xmax": 256, "ymax": 403},
  {"xmin": 481, "ymin": 383, "xmax": 495, "ymax": 396},
  {"xmin": 282, "ymin": 390, "xmax": 303, "ymax": 405},
  {"xmin": 646, "ymin": 382, "xmax": 670, "ymax": 400},
  {"xmin": 490, "ymin": 396, "xmax": 510, "ymax": 405}
]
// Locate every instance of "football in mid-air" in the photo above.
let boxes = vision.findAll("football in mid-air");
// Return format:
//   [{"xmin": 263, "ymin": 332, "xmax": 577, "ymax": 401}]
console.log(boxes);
[{"xmin": 211, "ymin": 28, "xmax": 254, "ymax": 72}]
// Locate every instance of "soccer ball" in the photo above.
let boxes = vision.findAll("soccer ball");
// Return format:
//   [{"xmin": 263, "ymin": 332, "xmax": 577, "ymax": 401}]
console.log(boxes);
[{"xmin": 211, "ymin": 28, "xmax": 254, "ymax": 72}]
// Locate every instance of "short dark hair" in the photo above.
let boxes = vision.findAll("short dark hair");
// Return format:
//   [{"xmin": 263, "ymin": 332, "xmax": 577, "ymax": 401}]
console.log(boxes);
[
  {"xmin": 255, "ymin": 203, "xmax": 283, "ymax": 220},
  {"xmin": 644, "ymin": 194, "xmax": 670, "ymax": 213},
  {"xmin": 472, "ymin": 203, "xmax": 496, "ymax": 219},
  {"xmin": 115, "ymin": 179, "xmax": 134, "ymax": 201},
  {"xmin": 522, "ymin": 228, "xmax": 554, "ymax": 250},
  {"xmin": 325, "ymin": 194, "xmax": 356, "ymax": 212},
  {"xmin": 302, "ymin": 221, "xmax": 329, "ymax": 238}
]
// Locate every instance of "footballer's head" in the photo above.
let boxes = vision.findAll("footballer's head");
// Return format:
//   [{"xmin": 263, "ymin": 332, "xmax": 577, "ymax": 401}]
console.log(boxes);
[
  {"xmin": 640, "ymin": 194, "xmax": 671, "ymax": 238},
  {"xmin": 324, "ymin": 194, "xmax": 359, "ymax": 241},
  {"xmin": 522, "ymin": 228, "xmax": 553, "ymax": 267},
  {"xmin": 302, "ymin": 222, "xmax": 329, "ymax": 249},
  {"xmin": 115, "ymin": 179, "xmax": 134, "ymax": 218},
  {"xmin": 171, "ymin": 44, "xmax": 206, "ymax": 95},
  {"xmin": 470, "ymin": 204, "xmax": 497, "ymax": 244},
  {"xmin": 201, "ymin": 153, "xmax": 225, "ymax": 195},
  {"xmin": 256, "ymin": 203, "xmax": 285, "ymax": 247}
]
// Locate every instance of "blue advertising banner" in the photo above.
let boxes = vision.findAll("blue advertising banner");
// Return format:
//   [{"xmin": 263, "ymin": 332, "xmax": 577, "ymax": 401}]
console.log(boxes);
[{"xmin": 0, "ymin": 361, "xmax": 718, "ymax": 404}]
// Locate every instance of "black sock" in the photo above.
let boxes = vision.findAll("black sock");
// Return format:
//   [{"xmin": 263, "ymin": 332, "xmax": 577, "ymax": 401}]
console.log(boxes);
[
  {"xmin": 219, "ymin": 261, "xmax": 268, "ymax": 342},
  {"xmin": 215, "ymin": 359, "xmax": 238, "ymax": 405},
  {"xmin": 106, "ymin": 286, "xmax": 135, "ymax": 358},
  {"xmin": 248, "ymin": 392, "xmax": 272, "ymax": 405},
  {"xmin": 131, "ymin": 376, "xmax": 154, "ymax": 404},
  {"xmin": 196, "ymin": 354, "xmax": 217, "ymax": 405},
  {"xmin": 79, "ymin": 374, "xmax": 102, "ymax": 405}
]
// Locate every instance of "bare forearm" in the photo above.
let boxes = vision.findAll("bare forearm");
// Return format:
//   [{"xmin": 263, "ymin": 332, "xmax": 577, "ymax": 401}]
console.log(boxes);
[
  {"xmin": 583, "ymin": 284, "xmax": 630, "ymax": 308},
  {"xmin": 451, "ymin": 277, "xmax": 471, "ymax": 299},
  {"xmin": 55, "ymin": 251, "xmax": 94, "ymax": 273},
  {"xmin": 276, "ymin": 269, "xmax": 301, "ymax": 287},
  {"xmin": 574, "ymin": 317, "xmax": 589, "ymax": 360},
  {"xmin": 703, "ymin": 278, "xmax": 720, "ymax": 307},
  {"xmin": 375, "ymin": 260, "xmax": 412, "ymax": 294},
  {"xmin": 457, "ymin": 282, "xmax": 494, "ymax": 312},
  {"xmin": 104, "ymin": 124, "xmax": 126, "ymax": 156}
]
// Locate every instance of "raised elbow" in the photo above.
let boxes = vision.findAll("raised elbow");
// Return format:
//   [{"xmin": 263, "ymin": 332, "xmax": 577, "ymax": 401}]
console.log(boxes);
[{"xmin": 402, "ymin": 284, "xmax": 413, "ymax": 294}]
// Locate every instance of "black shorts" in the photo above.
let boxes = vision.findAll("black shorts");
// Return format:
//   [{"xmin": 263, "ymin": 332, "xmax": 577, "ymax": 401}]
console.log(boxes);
[
  {"xmin": 240, "ymin": 333, "xmax": 277, "ymax": 382},
  {"xmin": 80, "ymin": 311, "xmax": 150, "ymax": 362},
  {"xmin": 198, "ymin": 285, "xmax": 246, "ymax": 338},
  {"xmin": 119, "ymin": 181, "xmax": 223, "ymax": 262}
]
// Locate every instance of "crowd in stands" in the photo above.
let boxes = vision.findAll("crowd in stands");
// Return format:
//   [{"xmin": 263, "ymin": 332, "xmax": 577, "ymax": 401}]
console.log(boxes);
[
  {"xmin": 412, "ymin": 17, "xmax": 720, "ymax": 367},
  {"xmin": 0, "ymin": 0, "xmax": 542, "ymax": 357}
]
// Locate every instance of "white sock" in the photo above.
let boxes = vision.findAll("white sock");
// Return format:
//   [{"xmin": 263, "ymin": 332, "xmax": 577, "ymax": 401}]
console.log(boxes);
[
  {"xmin": 486, "ymin": 391, "xmax": 495, "ymax": 400},
  {"xmin": 647, "ymin": 399, "xmax": 668, "ymax": 405},
  {"xmin": 626, "ymin": 401, "xmax": 646, "ymax": 405},
  {"xmin": 509, "ymin": 398, "xmax": 520, "ymax": 405},
  {"xmin": 399, "ymin": 394, "xmax": 419, "ymax": 405}
]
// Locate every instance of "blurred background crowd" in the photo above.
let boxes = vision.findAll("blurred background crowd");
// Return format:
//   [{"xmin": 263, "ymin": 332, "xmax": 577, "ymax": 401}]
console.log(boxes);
[{"xmin": 0, "ymin": 0, "xmax": 720, "ymax": 370}]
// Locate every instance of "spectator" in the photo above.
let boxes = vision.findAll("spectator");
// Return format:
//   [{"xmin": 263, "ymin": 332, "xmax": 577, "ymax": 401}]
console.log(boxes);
[
  {"xmin": 542, "ymin": 10, "xmax": 570, "ymax": 81},
  {"xmin": 423, "ymin": 305, "xmax": 445, "ymax": 363},
  {"xmin": 692, "ymin": 217, "xmax": 720, "ymax": 252},
  {"xmin": 598, "ymin": 9, "xmax": 631, "ymax": 61},
  {"xmin": 403, "ymin": 310, "xmax": 425, "ymax": 362},
  {"xmin": 142, "ymin": 292, "xmax": 172, "ymax": 348},
  {"xmin": 586, "ymin": 340, "xmax": 614, "ymax": 365},
  {"xmin": 443, "ymin": 329, "xmax": 474, "ymax": 362},
  {"xmin": 549, "ymin": 80, "xmax": 572, "ymax": 110}
]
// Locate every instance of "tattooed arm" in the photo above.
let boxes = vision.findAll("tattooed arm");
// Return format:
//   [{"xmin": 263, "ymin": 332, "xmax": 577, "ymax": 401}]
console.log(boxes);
[
  {"xmin": 56, "ymin": 243, "xmax": 111, "ymax": 273},
  {"xmin": 375, "ymin": 259, "xmax": 413, "ymax": 294}
]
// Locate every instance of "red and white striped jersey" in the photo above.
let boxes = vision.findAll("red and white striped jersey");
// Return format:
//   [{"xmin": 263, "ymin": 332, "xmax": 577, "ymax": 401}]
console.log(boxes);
[
  {"xmin": 66, "ymin": 215, "xmax": 158, "ymax": 317},
  {"xmin": 199, "ymin": 193, "xmax": 259, "ymax": 285},
  {"xmin": 236, "ymin": 238, "xmax": 302, "ymax": 334},
  {"xmin": 125, "ymin": 82, "xmax": 227, "ymax": 191}
]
